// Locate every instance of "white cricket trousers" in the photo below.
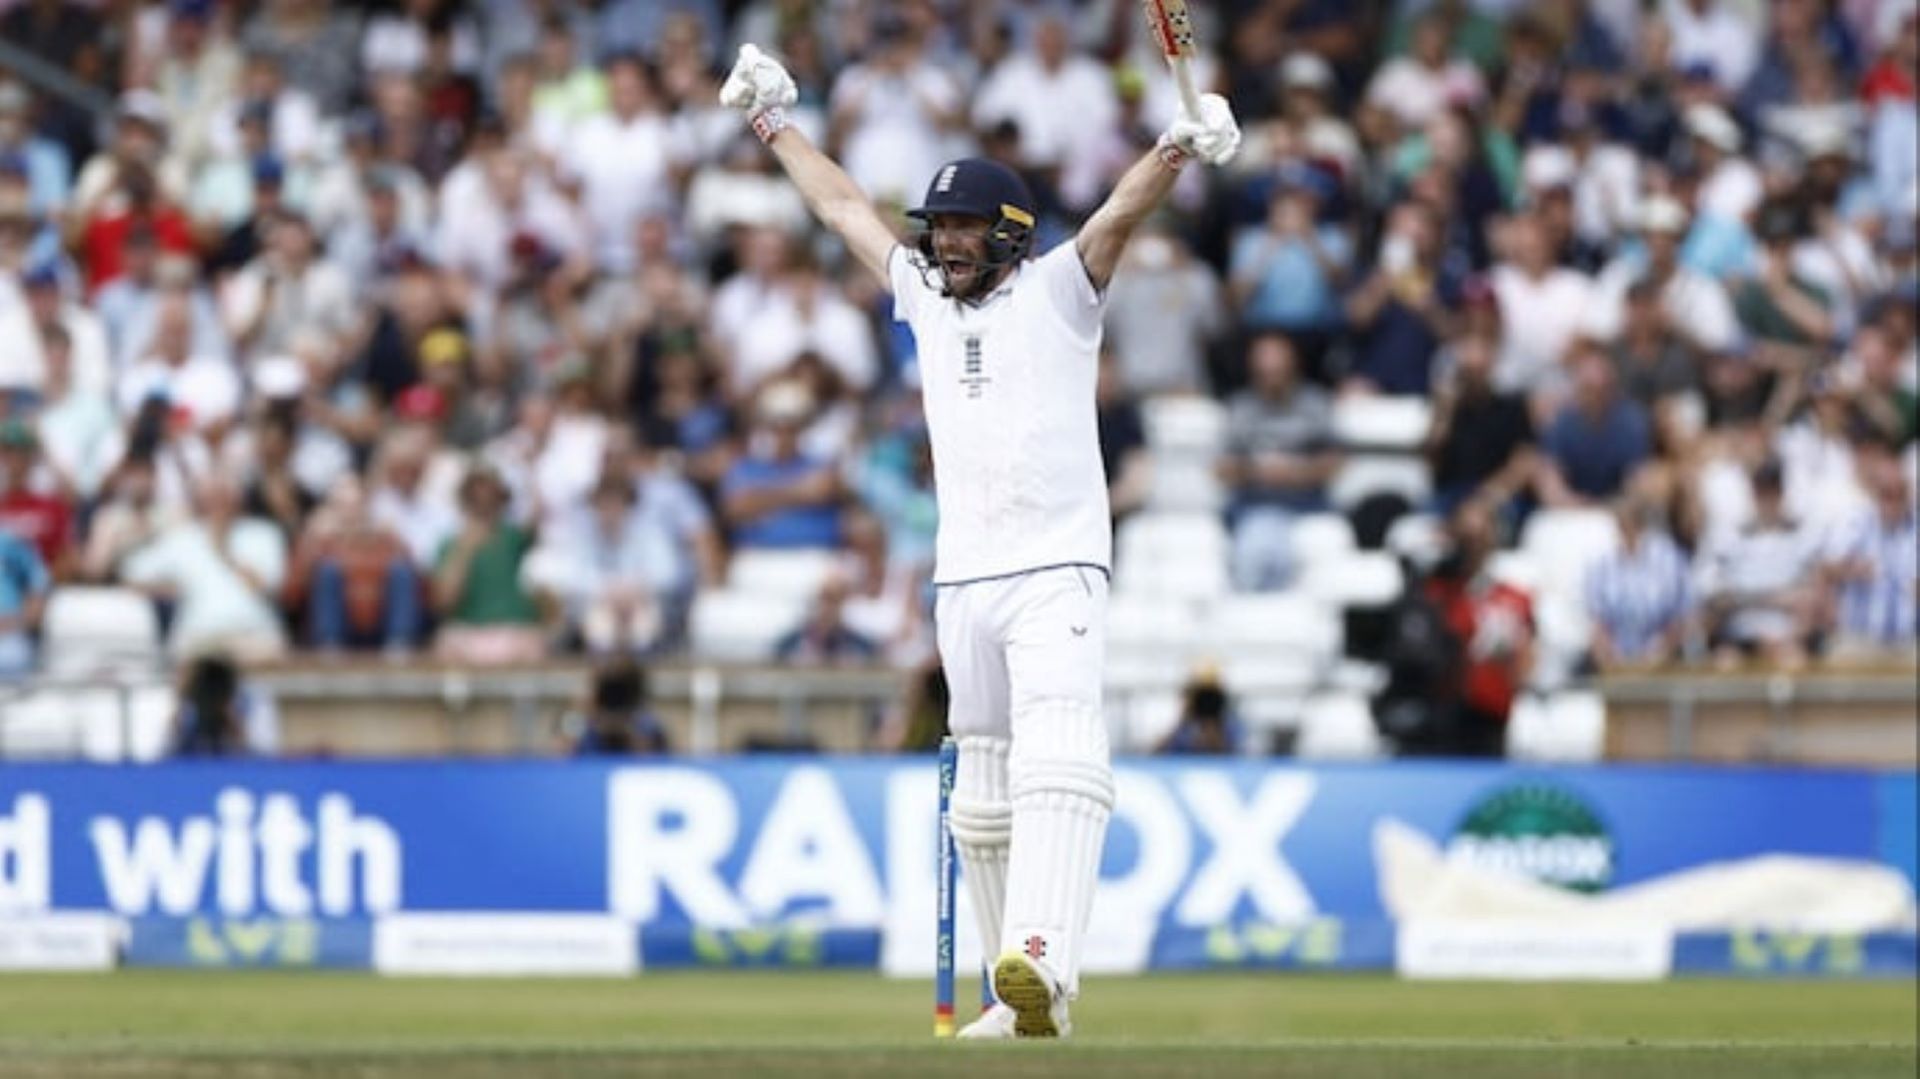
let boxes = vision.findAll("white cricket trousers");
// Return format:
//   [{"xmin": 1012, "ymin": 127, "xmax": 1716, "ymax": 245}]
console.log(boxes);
[{"xmin": 937, "ymin": 564, "xmax": 1114, "ymax": 997}]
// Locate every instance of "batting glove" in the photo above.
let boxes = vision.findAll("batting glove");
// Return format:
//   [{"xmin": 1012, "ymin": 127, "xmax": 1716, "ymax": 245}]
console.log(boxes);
[
  {"xmin": 719, "ymin": 44, "xmax": 797, "ymax": 114},
  {"xmin": 1162, "ymin": 93, "xmax": 1241, "ymax": 167}
]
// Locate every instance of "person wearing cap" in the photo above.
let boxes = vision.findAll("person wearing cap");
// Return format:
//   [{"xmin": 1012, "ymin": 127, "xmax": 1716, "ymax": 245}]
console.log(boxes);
[
  {"xmin": 71, "ymin": 89, "xmax": 190, "ymax": 222},
  {"xmin": 430, "ymin": 458, "xmax": 549, "ymax": 664},
  {"xmin": 154, "ymin": 0, "xmax": 243, "ymax": 181},
  {"xmin": 1589, "ymin": 194, "xmax": 1739, "ymax": 353},
  {"xmin": 1684, "ymin": 102, "xmax": 1762, "ymax": 222},
  {"xmin": 1695, "ymin": 457, "xmax": 1823, "ymax": 670},
  {"xmin": 0, "ymin": 80, "xmax": 69, "ymax": 215},
  {"xmin": 721, "ymin": 378, "xmax": 846, "ymax": 551},
  {"xmin": 193, "ymin": 97, "xmax": 297, "ymax": 265},
  {"xmin": 0, "ymin": 416, "xmax": 73, "ymax": 574}
]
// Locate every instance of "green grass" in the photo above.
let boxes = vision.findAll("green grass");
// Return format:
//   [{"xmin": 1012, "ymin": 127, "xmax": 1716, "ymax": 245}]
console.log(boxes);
[{"xmin": 0, "ymin": 971, "xmax": 1912, "ymax": 1077}]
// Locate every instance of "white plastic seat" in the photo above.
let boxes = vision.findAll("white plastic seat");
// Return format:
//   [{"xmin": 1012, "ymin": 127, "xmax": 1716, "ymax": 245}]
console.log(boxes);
[
  {"xmin": 0, "ymin": 690, "xmax": 81, "ymax": 758},
  {"xmin": 1332, "ymin": 396, "xmax": 1433, "ymax": 451},
  {"xmin": 688, "ymin": 590, "xmax": 810, "ymax": 662},
  {"xmin": 1144, "ymin": 454, "xmax": 1226, "ymax": 513},
  {"xmin": 1288, "ymin": 512, "xmax": 1356, "ymax": 569},
  {"xmin": 1115, "ymin": 513, "xmax": 1230, "ymax": 600},
  {"xmin": 1294, "ymin": 693, "xmax": 1387, "ymax": 760},
  {"xmin": 1520, "ymin": 508, "xmax": 1619, "ymax": 601},
  {"xmin": 1329, "ymin": 455, "xmax": 1431, "ymax": 510},
  {"xmin": 1506, "ymin": 690, "xmax": 1607, "ymax": 762},
  {"xmin": 126, "ymin": 684, "xmax": 180, "ymax": 762},
  {"xmin": 1142, "ymin": 396, "xmax": 1228, "ymax": 454},
  {"xmin": 40, "ymin": 587, "xmax": 163, "ymax": 677},
  {"xmin": 725, "ymin": 548, "xmax": 843, "ymax": 601},
  {"xmin": 1205, "ymin": 592, "xmax": 1341, "ymax": 661},
  {"xmin": 1385, "ymin": 513, "xmax": 1445, "ymax": 568},
  {"xmin": 1299, "ymin": 551, "xmax": 1404, "ymax": 609}
]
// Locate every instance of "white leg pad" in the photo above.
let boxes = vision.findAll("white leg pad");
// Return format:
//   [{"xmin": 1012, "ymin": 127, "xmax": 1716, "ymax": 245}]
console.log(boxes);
[
  {"xmin": 1001, "ymin": 700, "xmax": 1114, "ymax": 998},
  {"xmin": 948, "ymin": 735, "xmax": 1010, "ymax": 969}
]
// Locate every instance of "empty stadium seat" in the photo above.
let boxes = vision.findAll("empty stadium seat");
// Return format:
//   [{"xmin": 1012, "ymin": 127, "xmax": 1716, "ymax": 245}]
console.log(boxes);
[
  {"xmin": 688, "ymin": 590, "xmax": 811, "ymax": 662},
  {"xmin": 1204, "ymin": 592, "xmax": 1342, "ymax": 662},
  {"xmin": 1106, "ymin": 594, "xmax": 1201, "ymax": 695},
  {"xmin": 1329, "ymin": 455, "xmax": 1432, "ymax": 510},
  {"xmin": 1506, "ymin": 690, "xmax": 1608, "ymax": 762},
  {"xmin": 1294, "ymin": 693, "xmax": 1388, "ymax": 760},
  {"xmin": 1144, "ymin": 454, "xmax": 1226, "ymax": 513},
  {"xmin": 726, "ymin": 549, "xmax": 843, "ymax": 601},
  {"xmin": 1114, "ymin": 513, "xmax": 1230, "ymax": 601},
  {"xmin": 1331, "ymin": 396, "xmax": 1433, "ymax": 451},
  {"xmin": 1142, "ymin": 396, "xmax": 1228, "ymax": 453},
  {"xmin": 1519, "ymin": 508, "xmax": 1620, "ymax": 600},
  {"xmin": 1384, "ymin": 513, "xmax": 1445, "ymax": 568},
  {"xmin": 0, "ymin": 689, "xmax": 82, "ymax": 758},
  {"xmin": 1288, "ymin": 512, "xmax": 1356, "ymax": 568},
  {"xmin": 1300, "ymin": 551, "xmax": 1404, "ymax": 609},
  {"xmin": 40, "ymin": 587, "xmax": 163, "ymax": 676}
]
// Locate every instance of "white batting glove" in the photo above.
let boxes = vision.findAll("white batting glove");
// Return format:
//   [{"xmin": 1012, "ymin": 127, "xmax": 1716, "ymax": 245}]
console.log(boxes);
[
  {"xmin": 719, "ymin": 44, "xmax": 798, "ymax": 114},
  {"xmin": 1161, "ymin": 93, "xmax": 1241, "ymax": 167}
]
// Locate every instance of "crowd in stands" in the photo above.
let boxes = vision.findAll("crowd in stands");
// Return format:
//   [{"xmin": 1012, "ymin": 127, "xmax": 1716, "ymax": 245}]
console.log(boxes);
[{"xmin": 0, "ymin": 0, "xmax": 1913, "ymax": 754}]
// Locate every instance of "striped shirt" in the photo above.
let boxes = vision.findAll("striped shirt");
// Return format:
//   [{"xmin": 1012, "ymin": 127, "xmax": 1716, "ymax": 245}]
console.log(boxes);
[
  {"xmin": 1586, "ymin": 530, "xmax": 1693, "ymax": 660},
  {"xmin": 1824, "ymin": 507, "xmax": 1919, "ymax": 646}
]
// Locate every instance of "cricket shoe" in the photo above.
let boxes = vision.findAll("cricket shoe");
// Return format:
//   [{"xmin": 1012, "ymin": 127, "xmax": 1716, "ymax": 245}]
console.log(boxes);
[
  {"xmin": 990, "ymin": 951, "xmax": 1072, "ymax": 1039},
  {"xmin": 955, "ymin": 1003, "xmax": 1017, "ymax": 1040}
]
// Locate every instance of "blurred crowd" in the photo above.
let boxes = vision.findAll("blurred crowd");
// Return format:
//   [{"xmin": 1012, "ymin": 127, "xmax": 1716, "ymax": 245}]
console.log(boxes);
[{"xmin": 0, "ymin": 0, "xmax": 1912, "ymax": 700}]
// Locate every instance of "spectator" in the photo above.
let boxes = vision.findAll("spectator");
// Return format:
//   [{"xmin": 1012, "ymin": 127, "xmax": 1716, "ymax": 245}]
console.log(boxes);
[
  {"xmin": 153, "ymin": 0, "xmax": 243, "ymax": 181},
  {"xmin": 1537, "ymin": 344, "xmax": 1654, "ymax": 506},
  {"xmin": 430, "ymin": 459, "xmax": 547, "ymax": 664},
  {"xmin": 1821, "ymin": 444, "xmax": 1918, "ymax": 658},
  {"xmin": 0, "ymin": 80, "xmax": 69, "ymax": 216},
  {"xmin": 827, "ymin": 8, "xmax": 963, "ymax": 209},
  {"xmin": 1591, "ymin": 195, "xmax": 1741, "ymax": 354},
  {"xmin": 526, "ymin": 471, "xmax": 684, "ymax": 656},
  {"xmin": 241, "ymin": 0, "xmax": 363, "ymax": 116},
  {"xmin": 835, "ymin": 506, "xmax": 929, "ymax": 665},
  {"xmin": 1426, "ymin": 328, "xmax": 1536, "ymax": 515},
  {"xmin": 1229, "ymin": 166, "xmax": 1351, "ymax": 371},
  {"xmin": 970, "ymin": 8, "xmax": 1116, "ymax": 171},
  {"xmin": 1094, "ymin": 349, "xmax": 1150, "ymax": 522},
  {"xmin": 172, "ymin": 651, "xmax": 279, "ymax": 756},
  {"xmin": 722, "ymin": 379, "xmax": 846, "ymax": 551},
  {"xmin": 1587, "ymin": 493, "xmax": 1696, "ymax": 669},
  {"xmin": 221, "ymin": 210, "xmax": 357, "ymax": 365},
  {"xmin": 1490, "ymin": 211, "xmax": 1595, "ymax": 401},
  {"xmin": 1155, "ymin": 664, "xmax": 1244, "ymax": 755},
  {"xmin": 122, "ymin": 471, "xmax": 289, "ymax": 662},
  {"xmin": 1734, "ymin": 200, "xmax": 1836, "ymax": 355},
  {"xmin": 0, "ymin": 522, "xmax": 48, "ymax": 679},
  {"xmin": 34, "ymin": 323, "xmax": 122, "ymax": 504},
  {"xmin": 1343, "ymin": 199, "xmax": 1463, "ymax": 397},
  {"xmin": 1697, "ymin": 459, "xmax": 1823, "ymax": 669},
  {"xmin": 1775, "ymin": 367, "xmax": 1872, "ymax": 533},
  {"xmin": 1609, "ymin": 280, "xmax": 1703, "ymax": 411},
  {"xmin": 561, "ymin": 54, "xmax": 685, "ymax": 275},
  {"xmin": 1365, "ymin": 11, "xmax": 1486, "ymax": 132},
  {"xmin": 117, "ymin": 291, "xmax": 242, "ymax": 431},
  {"xmin": 1104, "ymin": 224, "xmax": 1225, "ymax": 396},
  {"xmin": 775, "ymin": 572, "xmax": 878, "ymax": 666},
  {"xmin": 730, "ymin": 247, "xmax": 879, "ymax": 400},
  {"xmin": 566, "ymin": 656, "xmax": 671, "ymax": 755},
  {"xmin": 0, "ymin": 259, "xmax": 110, "ymax": 399},
  {"xmin": 1218, "ymin": 333, "xmax": 1339, "ymax": 591},
  {"xmin": 283, "ymin": 475, "xmax": 421, "ymax": 653},
  {"xmin": 1419, "ymin": 497, "xmax": 1535, "ymax": 757},
  {"xmin": 0, "ymin": 419, "xmax": 73, "ymax": 578}
]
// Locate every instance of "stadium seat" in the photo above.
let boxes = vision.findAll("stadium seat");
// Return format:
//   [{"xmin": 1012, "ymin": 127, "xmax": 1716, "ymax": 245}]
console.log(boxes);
[
  {"xmin": 1204, "ymin": 592, "xmax": 1342, "ymax": 662},
  {"xmin": 1144, "ymin": 453, "xmax": 1226, "ymax": 513},
  {"xmin": 126, "ymin": 684, "xmax": 180, "ymax": 763},
  {"xmin": 1142, "ymin": 396, "xmax": 1228, "ymax": 454},
  {"xmin": 1106, "ymin": 594, "xmax": 1202, "ymax": 696},
  {"xmin": 1506, "ymin": 690, "xmax": 1608, "ymax": 763},
  {"xmin": 688, "ymin": 590, "xmax": 811, "ymax": 662},
  {"xmin": 1299, "ymin": 551, "xmax": 1403, "ymax": 610},
  {"xmin": 1519, "ymin": 508, "xmax": 1620, "ymax": 601},
  {"xmin": 1109, "ymin": 689, "xmax": 1185, "ymax": 753},
  {"xmin": 726, "ymin": 548, "xmax": 844, "ymax": 601},
  {"xmin": 1530, "ymin": 589, "xmax": 1597, "ymax": 692},
  {"xmin": 1114, "ymin": 513, "xmax": 1229, "ymax": 600},
  {"xmin": 1288, "ymin": 512, "xmax": 1356, "ymax": 569},
  {"xmin": 40, "ymin": 587, "xmax": 163, "ymax": 676},
  {"xmin": 1329, "ymin": 454, "xmax": 1431, "ymax": 511},
  {"xmin": 1331, "ymin": 396, "xmax": 1432, "ymax": 451},
  {"xmin": 1384, "ymin": 513, "xmax": 1445, "ymax": 569},
  {"xmin": 0, "ymin": 689, "xmax": 81, "ymax": 758},
  {"xmin": 1294, "ymin": 693, "xmax": 1388, "ymax": 760}
]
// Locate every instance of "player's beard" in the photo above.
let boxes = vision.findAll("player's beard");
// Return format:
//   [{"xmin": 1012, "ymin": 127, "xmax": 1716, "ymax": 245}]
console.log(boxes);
[{"xmin": 940, "ymin": 255, "xmax": 1003, "ymax": 302}]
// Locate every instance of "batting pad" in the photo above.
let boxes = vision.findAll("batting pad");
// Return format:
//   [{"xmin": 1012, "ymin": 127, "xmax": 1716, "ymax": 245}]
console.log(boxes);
[
  {"xmin": 950, "ymin": 736, "xmax": 1012, "ymax": 975},
  {"xmin": 1004, "ymin": 701, "xmax": 1115, "ymax": 998}
]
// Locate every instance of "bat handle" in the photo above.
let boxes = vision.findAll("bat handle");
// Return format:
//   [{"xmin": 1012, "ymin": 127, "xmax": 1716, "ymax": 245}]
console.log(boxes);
[{"xmin": 1172, "ymin": 59, "xmax": 1203, "ymax": 124}]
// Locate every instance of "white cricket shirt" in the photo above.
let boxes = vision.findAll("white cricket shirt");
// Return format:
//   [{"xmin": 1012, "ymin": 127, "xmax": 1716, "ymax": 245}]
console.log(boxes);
[{"xmin": 887, "ymin": 243, "xmax": 1112, "ymax": 585}]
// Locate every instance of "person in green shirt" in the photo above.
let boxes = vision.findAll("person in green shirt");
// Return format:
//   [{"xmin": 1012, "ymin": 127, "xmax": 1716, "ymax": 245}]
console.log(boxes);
[{"xmin": 431, "ymin": 459, "xmax": 550, "ymax": 663}]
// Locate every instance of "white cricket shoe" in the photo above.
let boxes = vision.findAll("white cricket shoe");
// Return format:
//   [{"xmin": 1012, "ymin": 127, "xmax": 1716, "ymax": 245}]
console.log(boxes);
[
  {"xmin": 955, "ymin": 1003, "xmax": 1017, "ymax": 1039},
  {"xmin": 990, "ymin": 951, "xmax": 1072, "ymax": 1039}
]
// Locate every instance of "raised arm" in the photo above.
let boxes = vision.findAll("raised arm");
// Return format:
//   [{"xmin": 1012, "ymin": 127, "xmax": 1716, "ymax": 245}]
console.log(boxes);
[
  {"xmin": 1076, "ymin": 94, "xmax": 1241, "ymax": 292},
  {"xmin": 721, "ymin": 46, "xmax": 897, "ymax": 284}
]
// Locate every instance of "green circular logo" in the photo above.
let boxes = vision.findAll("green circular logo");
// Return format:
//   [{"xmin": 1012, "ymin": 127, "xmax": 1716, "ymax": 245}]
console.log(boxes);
[{"xmin": 1446, "ymin": 784, "xmax": 1615, "ymax": 893}]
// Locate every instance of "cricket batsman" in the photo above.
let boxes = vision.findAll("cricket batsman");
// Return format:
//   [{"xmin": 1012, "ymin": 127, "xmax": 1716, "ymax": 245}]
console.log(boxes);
[{"xmin": 721, "ymin": 42, "xmax": 1239, "ymax": 1038}]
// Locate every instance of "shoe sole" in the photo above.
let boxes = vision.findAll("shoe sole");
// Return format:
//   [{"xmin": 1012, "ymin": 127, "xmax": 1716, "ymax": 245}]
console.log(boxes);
[{"xmin": 991, "ymin": 953, "xmax": 1059, "ymax": 1038}]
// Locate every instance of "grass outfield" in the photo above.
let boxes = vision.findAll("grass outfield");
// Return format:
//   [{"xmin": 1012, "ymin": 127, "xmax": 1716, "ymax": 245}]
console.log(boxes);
[{"xmin": 0, "ymin": 971, "xmax": 1912, "ymax": 1078}]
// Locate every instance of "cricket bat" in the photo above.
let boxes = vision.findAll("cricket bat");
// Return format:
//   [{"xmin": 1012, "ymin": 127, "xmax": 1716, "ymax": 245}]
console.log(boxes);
[{"xmin": 1142, "ymin": 0, "xmax": 1204, "ymax": 122}]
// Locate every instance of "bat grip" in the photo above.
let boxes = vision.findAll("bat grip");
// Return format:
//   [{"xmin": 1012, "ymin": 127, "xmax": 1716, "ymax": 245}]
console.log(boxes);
[{"xmin": 1171, "ymin": 59, "xmax": 1203, "ymax": 123}]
